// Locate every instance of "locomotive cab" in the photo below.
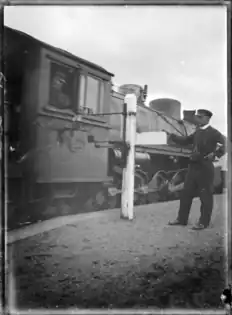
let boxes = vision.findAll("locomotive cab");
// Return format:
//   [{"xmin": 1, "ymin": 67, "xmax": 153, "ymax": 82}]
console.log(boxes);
[
  {"xmin": 5, "ymin": 26, "xmax": 118, "ymax": 227},
  {"xmin": 34, "ymin": 43, "xmax": 114, "ymax": 186}
]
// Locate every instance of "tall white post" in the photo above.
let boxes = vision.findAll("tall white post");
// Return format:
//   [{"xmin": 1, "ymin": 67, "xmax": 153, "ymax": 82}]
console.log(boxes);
[{"xmin": 121, "ymin": 94, "xmax": 137, "ymax": 220}]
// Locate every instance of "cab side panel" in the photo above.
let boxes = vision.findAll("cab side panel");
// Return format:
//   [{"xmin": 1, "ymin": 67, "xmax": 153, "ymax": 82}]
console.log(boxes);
[{"xmin": 34, "ymin": 48, "xmax": 112, "ymax": 183}]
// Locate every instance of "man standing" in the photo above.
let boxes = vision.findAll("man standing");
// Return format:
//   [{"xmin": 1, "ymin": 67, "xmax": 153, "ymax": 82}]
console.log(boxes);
[{"xmin": 168, "ymin": 109, "xmax": 226, "ymax": 230}]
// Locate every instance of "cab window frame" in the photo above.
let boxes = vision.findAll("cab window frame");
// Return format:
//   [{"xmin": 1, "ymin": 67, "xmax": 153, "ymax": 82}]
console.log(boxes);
[
  {"xmin": 45, "ymin": 54, "xmax": 80, "ymax": 115},
  {"xmin": 77, "ymin": 73, "xmax": 107, "ymax": 124},
  {"xmin": 99, "ymin": 79, "xmax": 105, "ymax": 114},
  {"xmin": 40, "ymin": 54, "xmax": 81, "ymax": 117},
  {"xmin": 78, "ymin": 72, "xmax": 86, "ymax": 112},
  {"xmin": 84, "ymin": 74, "xmax": 102, "ymax": 115},
  {"xmin": 42, "ymin": 51, "xmax": 108, "ymax": 122}
]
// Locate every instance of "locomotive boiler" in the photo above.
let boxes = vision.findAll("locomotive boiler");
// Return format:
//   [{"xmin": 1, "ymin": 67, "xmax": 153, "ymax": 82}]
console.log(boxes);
[{"xmin": 4, "ymin": 26, "xmax": 224, "ymax": 229}]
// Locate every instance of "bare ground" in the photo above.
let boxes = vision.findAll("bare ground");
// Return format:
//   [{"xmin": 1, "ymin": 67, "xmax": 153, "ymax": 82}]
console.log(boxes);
[{"xmin": 7, "ymin": 195, "xmax": 228, "ymax": 310}]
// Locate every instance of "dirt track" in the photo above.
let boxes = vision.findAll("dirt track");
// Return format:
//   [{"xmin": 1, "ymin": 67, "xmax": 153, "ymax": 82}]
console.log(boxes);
[{"xmin": 7, "ymin": 194, "xmax": 227, "ymax": 310}]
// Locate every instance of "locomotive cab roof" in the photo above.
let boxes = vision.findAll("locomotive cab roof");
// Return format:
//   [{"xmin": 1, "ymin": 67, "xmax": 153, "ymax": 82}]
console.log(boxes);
[{"xmin": 4, "ymin": 25, "xmax": 115, "ymax": 78}]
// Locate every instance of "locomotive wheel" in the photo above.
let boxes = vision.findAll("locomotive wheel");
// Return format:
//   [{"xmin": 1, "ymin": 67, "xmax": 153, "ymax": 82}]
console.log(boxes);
[
  {"xmin": 112, "ymin": 171, "xmax": 148, "ymax": 207},
  {"xmin": 52, "ymin": 199, "xmax": 72, "ymax": 216},
  {"xmin": 147, "ymin": 172, "xmax": 167, "ymax": 204},
  {"xmin": 107, "ymin": 194, "xmax": 119, "ymax": 209},
  {"xmin": 67, "ymin": 183, "xmax": 105, "ymax": 213},
  {"xmin": 107, "ymin": 177, "xmax": 122, "ymax": 209},
  {"xmin": 134, "ymin": 171, "xmax": 148, "ymax": 205},
  {"xmin": 168, "ymin": 169, "xmax": 187, "ymax": 201},
  {"xmin": 83, "ymin": 184, "xmax": 108, "ymax": 212}
]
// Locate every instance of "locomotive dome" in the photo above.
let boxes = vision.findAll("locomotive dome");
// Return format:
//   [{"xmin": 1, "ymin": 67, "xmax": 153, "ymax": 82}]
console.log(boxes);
[{"xmin": 119, "ymin": 84, "xmax": 143, "ymax": 99}]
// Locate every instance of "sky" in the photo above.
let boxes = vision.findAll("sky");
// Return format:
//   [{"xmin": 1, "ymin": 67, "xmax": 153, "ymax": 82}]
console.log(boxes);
[{"xmin": 4, "ymin": 5, "xmax": 227, "ymax": 134}]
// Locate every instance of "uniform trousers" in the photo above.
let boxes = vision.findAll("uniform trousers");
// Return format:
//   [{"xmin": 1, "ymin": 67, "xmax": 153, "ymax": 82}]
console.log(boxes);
[{"xmin": 177, "ymin": 161, "xmax": 215, "ymax": 227}]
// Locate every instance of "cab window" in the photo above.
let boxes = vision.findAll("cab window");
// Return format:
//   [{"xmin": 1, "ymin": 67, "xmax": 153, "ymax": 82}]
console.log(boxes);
[
  {"xmin": 99, "ymin": 81, "xmax": 104, "ymax": 111},
  {"xmin": 49, "ymin": 62, "xmax": 76, "ymax": 111},
  {"xmin": 85, "ymin": 76, "xmax": 100, "ymax": 114},
  {"xmin": 79, "ymin": 74, "xmax": 86, "ymax": 109}
]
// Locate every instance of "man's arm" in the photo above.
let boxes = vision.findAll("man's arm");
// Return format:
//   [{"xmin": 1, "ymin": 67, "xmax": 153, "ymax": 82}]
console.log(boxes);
[
  {"xmin": 214, "ymin": 130, "xmax": 227, "ymax": 158},
  {"xmin": 168, "ymin": 132, "xmax": 195, "ymax": 146}
]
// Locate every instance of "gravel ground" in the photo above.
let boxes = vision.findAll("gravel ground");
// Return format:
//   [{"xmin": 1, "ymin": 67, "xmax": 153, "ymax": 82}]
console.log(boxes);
[{"xmin": 7, "ymin": 195, "xmax": 227, "ymax": 311}]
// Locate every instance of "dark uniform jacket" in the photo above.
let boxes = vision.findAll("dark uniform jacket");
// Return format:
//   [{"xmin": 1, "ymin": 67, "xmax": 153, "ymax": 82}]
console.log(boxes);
[{"xmin": 170, "ymin": 126, "xmax": 226, "ymax": 164}]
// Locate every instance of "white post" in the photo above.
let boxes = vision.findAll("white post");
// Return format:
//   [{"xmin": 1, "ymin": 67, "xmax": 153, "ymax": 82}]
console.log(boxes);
[{"xmin": 121, "ymin": 94, "xmax": 137, "ymax": 220}]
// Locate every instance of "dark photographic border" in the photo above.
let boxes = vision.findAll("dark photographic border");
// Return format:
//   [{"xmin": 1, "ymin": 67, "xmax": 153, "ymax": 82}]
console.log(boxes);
[{"xmin": 1, "ymin": 1, "xmax": 231, "ymax": 314}]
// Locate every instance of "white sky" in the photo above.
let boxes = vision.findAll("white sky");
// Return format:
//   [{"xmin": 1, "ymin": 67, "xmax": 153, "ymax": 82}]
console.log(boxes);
[{"xmin": 4, "ymin": 5, "xmax": 227, "ymax": 134}]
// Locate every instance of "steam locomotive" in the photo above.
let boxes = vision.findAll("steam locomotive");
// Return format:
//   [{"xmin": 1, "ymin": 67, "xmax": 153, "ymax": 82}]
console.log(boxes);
[{"xmin": 4, "ymin": 26, "xmax": 224, "ymax": 228}]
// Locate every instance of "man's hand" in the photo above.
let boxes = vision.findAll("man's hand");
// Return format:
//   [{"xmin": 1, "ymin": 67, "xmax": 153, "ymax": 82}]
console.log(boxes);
[
  {"xmin": 162, "ymin": 130, "xmax": 195, "ymax": 146},
  {"xmin": 205, "ymin": 152, "xmax": 215, "ymax": 161}
]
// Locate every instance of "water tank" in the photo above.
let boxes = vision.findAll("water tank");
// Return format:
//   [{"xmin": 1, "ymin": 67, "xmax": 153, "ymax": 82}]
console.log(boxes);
[
  {"xmin": 119, "ymin": 84, "xmax": 143, "ymax": 99},
  {"xmin": 149, "ymin": 98, "xmax": 181, "ymax": 120}
]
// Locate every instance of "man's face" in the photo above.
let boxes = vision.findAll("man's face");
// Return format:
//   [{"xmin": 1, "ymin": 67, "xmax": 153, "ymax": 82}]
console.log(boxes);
[{"xmin": 196, "ymin": 114, "xmax": 210, "ymax": 126}]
